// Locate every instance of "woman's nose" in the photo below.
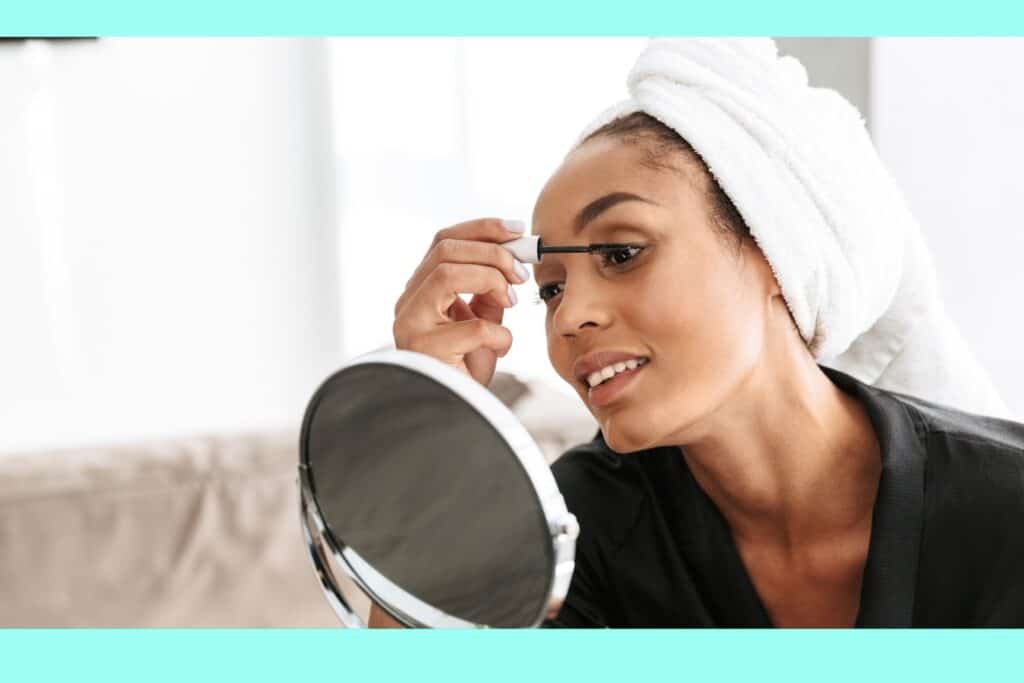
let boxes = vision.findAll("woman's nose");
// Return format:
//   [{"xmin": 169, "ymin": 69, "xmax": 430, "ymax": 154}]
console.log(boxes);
[{"xmin": 552, "ymin": 284, "xmax": 612, "ymax": 338}]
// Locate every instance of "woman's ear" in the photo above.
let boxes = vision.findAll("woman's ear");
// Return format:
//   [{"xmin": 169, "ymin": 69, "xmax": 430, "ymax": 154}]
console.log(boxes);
[
  {"xmin": 742, "ymin": 237, "xmax": 782, "ymax": 298},
  {"xmin": 746, "ymin": 240, "xmax": 801, "ymax": 336},
  {"xmin": 769, "ymin": 292, "xmax": 805, "ymax": 343}
]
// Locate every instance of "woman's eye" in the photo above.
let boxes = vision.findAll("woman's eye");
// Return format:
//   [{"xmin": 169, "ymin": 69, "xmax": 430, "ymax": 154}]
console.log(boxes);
[
  {"xmin": 599, "ymin": 245, "xmax": 644, "ymax": 267},
  {"xmin": 534, "ymin": 246, "xmax": 645, "ymax": 305},
  {"xmin": 536, "ymin": 283, "xmax": 563, "ymax": 304}
]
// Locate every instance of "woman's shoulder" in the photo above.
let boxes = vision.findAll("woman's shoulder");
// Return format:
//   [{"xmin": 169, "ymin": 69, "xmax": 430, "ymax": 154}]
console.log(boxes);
[
  {"xmin": 825, "ymin": 367, "xmax": 1024, "ymax": 503},
  {"xmin": 896, "ymin": 391, "xmax": 1024, "ymax": 464},
  {"xmin": 894, "ymin": 392, "xmax": 1024, "ymax": 504},
  {"xmin": 887, "ymin": 394, "xmax": 1024, "ymax": 613},
  {"xmin": 897, "ymin": 391, "xmax": 1024, "ymax": 452}
]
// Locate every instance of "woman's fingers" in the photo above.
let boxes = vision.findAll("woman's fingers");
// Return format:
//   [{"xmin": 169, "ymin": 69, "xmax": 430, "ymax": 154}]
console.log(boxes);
[
  {"xmin": 390, "ymin": 217, "xmax": 525, "ymax": 386},
  {"xmin": 455, "ymin": 295, "xmax": 506, "ymax": 383},
  {"xmin": 398, "ymin": 316, "xmax": 514, "ymax": 365},
  {"xmin": 396, "ymin": 262, "xmax": 517, "ymax": 330},
  {"xmin": 426, "ymin": 217, "xmax": 526, "ymax": 257},
  {"xmin": 467, "ymin": 290, "xmax": 507, "ymax": 325},
  {"xmin": 447, "ymin": 296, "xmax": 476, "ymax": 323},
  {"xmin": 395, "ymin": 219, "xmax": 527, "ymax": 318}
]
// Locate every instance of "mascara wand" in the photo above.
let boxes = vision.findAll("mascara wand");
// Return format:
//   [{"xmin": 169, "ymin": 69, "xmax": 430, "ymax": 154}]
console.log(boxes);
[{"xmin": 499, "ymin": 235, "xmax": 627, "ymax": 265}]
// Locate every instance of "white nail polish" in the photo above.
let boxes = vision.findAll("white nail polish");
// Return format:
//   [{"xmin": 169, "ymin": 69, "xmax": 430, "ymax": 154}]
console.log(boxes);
[
  {"xmin": 513, "ymin": 260, "xmax": 529, "ymax": 282},
  {"xmin": 508, "ymin": 284, "xmax": 518, "ymax": 306},
  {"xmin": 501, "ymin": 219, "xmax": 525, "ymax": 234}
]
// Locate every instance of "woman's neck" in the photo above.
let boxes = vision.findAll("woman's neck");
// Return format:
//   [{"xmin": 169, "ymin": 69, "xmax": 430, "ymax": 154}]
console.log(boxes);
[{"xmin": 676, "ymin": 352, "xmax": 882, "ymax": 556}]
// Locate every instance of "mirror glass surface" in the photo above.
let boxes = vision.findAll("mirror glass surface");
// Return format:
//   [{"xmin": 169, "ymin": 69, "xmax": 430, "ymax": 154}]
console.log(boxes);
[{"xmin": 303, "ymin": 361, "xmax": 555, "ymax": 627}]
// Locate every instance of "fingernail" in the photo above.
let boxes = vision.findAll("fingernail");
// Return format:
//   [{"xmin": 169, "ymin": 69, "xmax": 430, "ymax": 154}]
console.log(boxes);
[
  {"xmin": 513, "ymin": 260, "xmax": 529, "ymax": 283},
  {"xmin": 501, "ymin": 219, "xmax": 525, "ymax": 234},
  {"xmin": 508, "ymin": 284, "xmax": 518, "ymax": 306}
]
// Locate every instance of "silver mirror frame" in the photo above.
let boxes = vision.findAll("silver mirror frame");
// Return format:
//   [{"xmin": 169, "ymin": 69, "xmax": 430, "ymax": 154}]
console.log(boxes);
[{"xmin": 297, "ymin": 349, "xmax": 579, "ymax": 628}]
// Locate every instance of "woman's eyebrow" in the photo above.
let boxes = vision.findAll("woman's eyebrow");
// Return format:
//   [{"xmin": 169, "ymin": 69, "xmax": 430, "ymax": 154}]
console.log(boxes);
[
  {"xmin": 574, "ymin": 192, "xmax": 658, "ymax": 235},
  {"xmin": 534, "ymin": 194, "xmax": 657, "ymax": 280}
]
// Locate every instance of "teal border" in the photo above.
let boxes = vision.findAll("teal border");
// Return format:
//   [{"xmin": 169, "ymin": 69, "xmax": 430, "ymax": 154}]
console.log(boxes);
[
  {"xmin": 2, "ymin": 0, "xmax": 1024, "ymax": 35},
  {"xmin": 1, "ymin": 629, "xmax": 1021, "ymax": 682},
  {"xmin": 3, "ymin": 2, "xmax": 1023, "ymax": 682}
]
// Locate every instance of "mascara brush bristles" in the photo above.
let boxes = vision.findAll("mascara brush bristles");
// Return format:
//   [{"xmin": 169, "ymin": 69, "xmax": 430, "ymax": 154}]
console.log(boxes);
[
  {"xmin": 538, "ymin": 246, "xmax": 591, "ymax": 254},
  {"xmin": 538, "ymin": 243, "xmax": 640, "ymax": 255}
]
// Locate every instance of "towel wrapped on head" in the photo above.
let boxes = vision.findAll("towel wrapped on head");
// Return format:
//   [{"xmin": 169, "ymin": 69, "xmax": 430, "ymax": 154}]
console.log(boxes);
[{"xmin": 575, "ymin": 38, "xmax": 1010, "ymax": 419}]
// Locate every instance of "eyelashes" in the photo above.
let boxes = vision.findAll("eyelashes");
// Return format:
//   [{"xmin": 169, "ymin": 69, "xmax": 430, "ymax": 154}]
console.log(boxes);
[
  {"xmin": 532, "ymin": 244, "xmax": 647, "ymax": 306},
  {"xmin": 533, "ymin": 284, "xmax": 560, "ymax": 305}
]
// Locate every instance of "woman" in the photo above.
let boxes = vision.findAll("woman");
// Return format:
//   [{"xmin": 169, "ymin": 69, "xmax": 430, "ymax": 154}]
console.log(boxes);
[{"xmin": 385, "ymin": 39, "xmax": 1024, "ymax": 627}]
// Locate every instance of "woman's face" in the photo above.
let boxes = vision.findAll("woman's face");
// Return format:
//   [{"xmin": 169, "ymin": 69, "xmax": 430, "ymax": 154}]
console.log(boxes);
[{"xmin": 531, "ymin": 134, "xmax": 783, "ymax": 453}]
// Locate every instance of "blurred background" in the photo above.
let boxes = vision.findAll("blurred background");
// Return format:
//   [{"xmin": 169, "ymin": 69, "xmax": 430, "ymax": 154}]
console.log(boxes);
[
  {"xmin": 3, "ymin": 37, "xmax": 1023, "ymax": 453},
  {"xmin": 0, "ymin": 38, "xmax": 1021, "ymax": 625},
  {"xmin": 3, "ymin": 37, "xmax": 1023, "ymax": 454}
]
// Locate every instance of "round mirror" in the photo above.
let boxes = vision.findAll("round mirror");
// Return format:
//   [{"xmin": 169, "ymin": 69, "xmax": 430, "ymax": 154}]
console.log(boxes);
[{"xmin": 298, "ymin": 349, "xmax": 578, "ymax": 628}]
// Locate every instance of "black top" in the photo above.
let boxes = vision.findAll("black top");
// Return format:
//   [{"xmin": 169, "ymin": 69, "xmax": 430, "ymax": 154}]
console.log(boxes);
[{"xmin": 543, "ymin": 366, "xmax": 1024, "ymax": 627}]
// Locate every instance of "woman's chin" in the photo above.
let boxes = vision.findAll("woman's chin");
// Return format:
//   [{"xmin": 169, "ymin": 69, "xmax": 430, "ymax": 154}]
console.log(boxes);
[
  {"xmin": 599, "ymin": 415, "xmax": 659, "ymax": 454},
  {"xmin": 599, "ymin": 398, "xmax": 709, "ymax": 454}
]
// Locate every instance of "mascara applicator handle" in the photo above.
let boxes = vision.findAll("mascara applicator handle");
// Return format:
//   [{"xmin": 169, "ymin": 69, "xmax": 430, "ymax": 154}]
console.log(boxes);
[{"xmin": 499, "ymin": 235, "xmax": 542, "ymax": 264}]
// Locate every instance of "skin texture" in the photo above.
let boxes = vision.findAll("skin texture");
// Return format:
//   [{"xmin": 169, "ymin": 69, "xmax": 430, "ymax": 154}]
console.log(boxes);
[
  {"xmin": 368, "ymin": 605, "xmax": 403, "ymax": 628},
  {"xmin": 531, "ymin": 134, "xmax": 884, "ymax": 627}
]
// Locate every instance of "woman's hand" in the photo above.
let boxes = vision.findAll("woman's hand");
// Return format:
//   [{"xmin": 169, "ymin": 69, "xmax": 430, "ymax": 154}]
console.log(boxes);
[
  {"xmin": 392, "ymin": 218, "xmax": 529, "ymax": 387},
  {"xmin": 368, "ymin": 602, "xmax": 405, "ymax": 628}
]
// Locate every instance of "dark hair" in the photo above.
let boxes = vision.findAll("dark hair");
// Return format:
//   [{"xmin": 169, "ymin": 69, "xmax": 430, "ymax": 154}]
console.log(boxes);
[{"xmin": 579, "ymin": 111, "xmax": 750, "ymax": 250}]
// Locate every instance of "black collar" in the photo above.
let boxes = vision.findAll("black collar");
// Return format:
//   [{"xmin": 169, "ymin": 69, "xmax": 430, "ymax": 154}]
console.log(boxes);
[{"xmin": 821, "ymin": 366, "xmax": 926, "ymax": 626}]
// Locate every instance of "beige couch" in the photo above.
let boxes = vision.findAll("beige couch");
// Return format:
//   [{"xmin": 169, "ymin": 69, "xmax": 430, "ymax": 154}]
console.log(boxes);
[{"xmin": 0, "ymin": 373, "xmax": 596, "ymax": 627}]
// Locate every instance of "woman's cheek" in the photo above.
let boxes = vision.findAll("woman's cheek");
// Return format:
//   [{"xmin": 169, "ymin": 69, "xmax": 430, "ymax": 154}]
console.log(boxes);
[{"xmin": 547, "ymin": 337, "xmax": 574, "ymax": 387}]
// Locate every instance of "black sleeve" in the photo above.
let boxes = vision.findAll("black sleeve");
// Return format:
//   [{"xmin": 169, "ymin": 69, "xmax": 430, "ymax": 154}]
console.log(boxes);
[
  {"xmin": 541, "ymin": 546, "xmax": 609, "ymax": 627},
  {"xmin": 539, "ymin": 440, "xmax": 634, "ymax": 628}
]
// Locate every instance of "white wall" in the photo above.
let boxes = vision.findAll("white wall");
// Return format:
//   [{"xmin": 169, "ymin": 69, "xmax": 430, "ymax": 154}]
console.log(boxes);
[
  {"xmin": 872, "ymin": 38, "xmax": 1024, "ymax": 417},
  {"xmin": 0, "ymin": 39, "xmax": 342, "ymax": 451},
  {"xmin": 776, "ymin": 38, "xmax": 870, "ymax": 129}
]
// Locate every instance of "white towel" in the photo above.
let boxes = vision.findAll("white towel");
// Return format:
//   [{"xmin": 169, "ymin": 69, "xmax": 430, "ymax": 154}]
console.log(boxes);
[{"xmin": 576, "ymin": 38, "xmax": 1010, "ymax": 419}]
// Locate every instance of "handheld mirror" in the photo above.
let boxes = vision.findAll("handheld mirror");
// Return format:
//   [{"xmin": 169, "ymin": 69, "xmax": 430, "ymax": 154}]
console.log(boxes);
[{"xmin": 298, "ymin": 349, "xmax": 578, "ymax": 628}]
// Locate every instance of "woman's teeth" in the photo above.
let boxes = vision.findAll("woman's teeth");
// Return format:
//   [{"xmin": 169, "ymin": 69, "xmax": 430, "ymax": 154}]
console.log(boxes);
[{"xmin": 586, "ymin": 358, "xmax": 648, "ymax": 388}]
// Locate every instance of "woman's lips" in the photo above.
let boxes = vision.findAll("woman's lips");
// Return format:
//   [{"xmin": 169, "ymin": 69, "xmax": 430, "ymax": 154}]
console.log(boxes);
[{"xmin": 587, "ymin": 362, "xmax": 646, "ymax": 408}]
